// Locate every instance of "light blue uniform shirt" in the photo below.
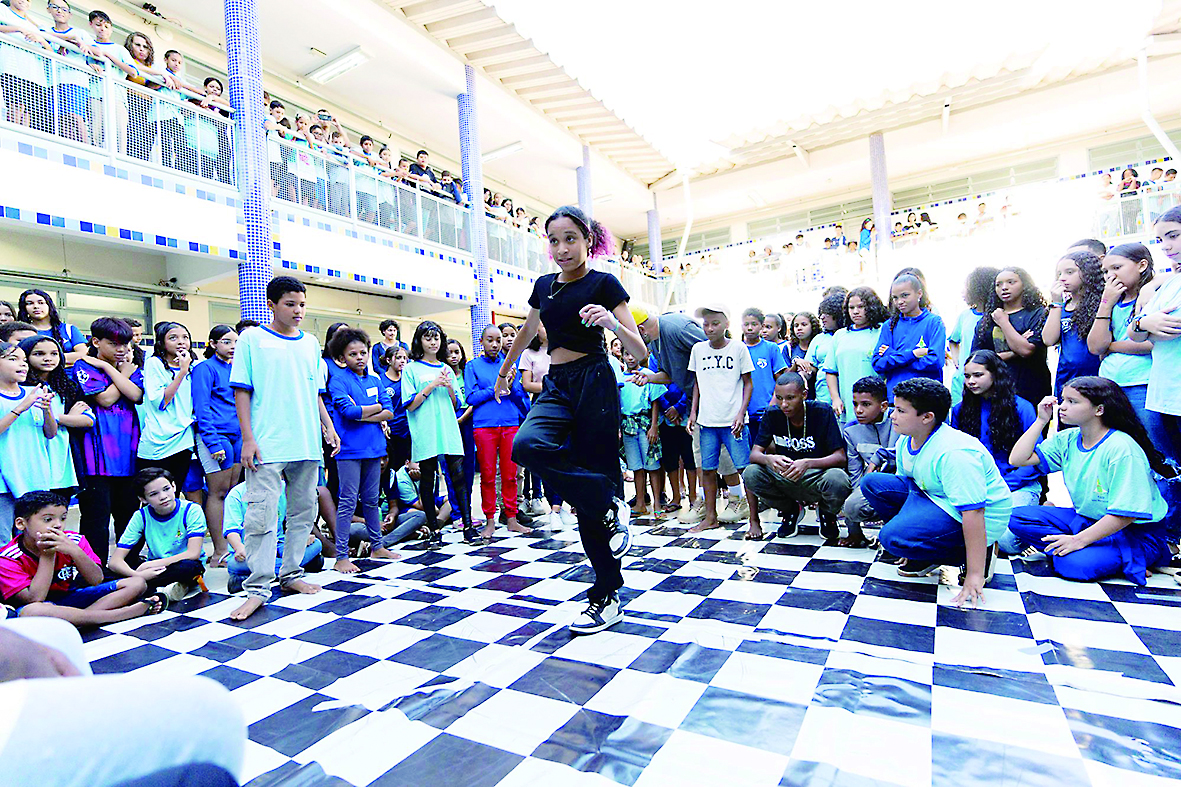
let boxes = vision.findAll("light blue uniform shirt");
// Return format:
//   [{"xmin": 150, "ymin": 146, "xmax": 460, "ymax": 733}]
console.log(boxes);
[
  {"xmin": 402, "ymin": 360, "xmax": 463, "ymax": 461},
  {"xmin": 1036, "ymin": 429, "xmax": 1167, "ymax": 522},
  {"xmin": 1099, "ymin": 299, "xmax": 1152, "ymax": 388},
  {"xmin": 746, "ymin": 338, "xmax": 788, "ymax": 413},
  {"xmin": 805, "ymin": 333, "xmax": 834, "ymax": 404},
  {"xmin": 823, "ymin": 325, "xmax": 879, "ymax": 413},
  {"xmin": 1144, "ymin": 276, "xmax": 1181, "ymax": 415},
  {"xmin": 229, "ymin": 327, "xmax": 326, "ymax": 463},
  {"xmin": 137, "ymin": 356, "xmax": 195, "ymax": 460},
  {"xmin": 896, "ymin": 423, "xmax": 1013, "ymax": 544},
  {"xmin": 620, "ymin": 379, "xmax": 667, "ymax": 416},
  {"xmin": 948, "ymin": 309, "xmax": 983, "ymax": 406},
  {"xmin": 0, "ymin": 388, "xmax": 77, "ymax": 496},
  {"xmin": 118, "ymin": 499, "xmax": 206, "ymax": 561}
]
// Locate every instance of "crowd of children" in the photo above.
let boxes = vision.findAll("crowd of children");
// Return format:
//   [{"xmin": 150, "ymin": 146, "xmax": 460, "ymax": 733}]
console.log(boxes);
[{"xmin": 1, "ymin": 206, "xmax": 1180, "ymax": 632}]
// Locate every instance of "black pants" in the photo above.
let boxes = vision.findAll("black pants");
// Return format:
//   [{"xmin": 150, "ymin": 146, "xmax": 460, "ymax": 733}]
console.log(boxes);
[
  {"xmin": 513, "ymin": 355, "xmax": 622, "ymax": 603},
  {"xmin": 382, "ymin": 433, "xmax": 412, "ymax": 505},
  {"xmin": 77, "ymin": 476, "xmax": 139, "ymax": 565},
  {"xmin": 128, "ymin": 554, "xmax": 204, "ymax": 590},
  {"xmin": 138, "ymin": 451, "xmax": 193, "ymax": 490},
  {"xmin": 419, "ymin": 454, "xmax": 471, "ymax": 530},
  {"xmin": 659, "ymin": 420, "xmax": 695, "ymax": 472}
]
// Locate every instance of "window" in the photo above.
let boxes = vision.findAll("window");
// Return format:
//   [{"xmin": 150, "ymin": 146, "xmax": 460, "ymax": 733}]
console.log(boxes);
[
  {"xmin": 633, "ymin": 227, "xmax": 731, "ymax": 261},
  {"xmin": 1088, "ymin": 130, "xmax": 1181, "ymax": 173},
  {"xmin": 0, "ymin": 278, "xmax": 151, "ymax": 338}
]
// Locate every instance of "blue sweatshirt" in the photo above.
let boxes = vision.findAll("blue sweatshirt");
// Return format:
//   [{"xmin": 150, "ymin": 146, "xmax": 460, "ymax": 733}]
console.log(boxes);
[
  {"xmin": 950, "ymin": 396, "xmax": 1042, "ymax": 492},
  {"xmin": 327, "ymin": 366, "xmax": 393, "ymax": 460},
  {"xmin": 871, "ymin": 310, "xmax": 946, "ymax": 397},
  {"xmin": 379, "ymin": 372, "xmax": 410, "ymax": 438},
  {"xmin": 464, "ymin": 354, "xmax": 527, "ymax": 429},
  {"xmin": 190, "ymin": 356, "xmax": 240, "ymax": 457}
]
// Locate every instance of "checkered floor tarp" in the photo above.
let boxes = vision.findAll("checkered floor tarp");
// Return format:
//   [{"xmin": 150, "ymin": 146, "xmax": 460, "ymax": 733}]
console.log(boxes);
[{"xmin": 82, "ymin": 516, "xmax": 1181, "ymax": 787}]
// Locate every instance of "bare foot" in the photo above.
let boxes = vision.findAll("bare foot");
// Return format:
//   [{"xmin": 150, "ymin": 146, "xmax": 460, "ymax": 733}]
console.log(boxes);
[
  {"xmin": 229, "ymin": 596, "xmax": 264, "ymax": 621},
  {"xmin": 481, "ymin": 520, "xmax": 496, "ymax": 539},
  {"xmin": 370, "ymin": 548, "xmax": 400, "ymax": 561},
  {"xmin": 688, "ymin": 519, "xmax": 722, "ymax": 534},
  {"xmin": 282, "ymin": 579, "xmax": 322, "ymax": 594},
  {"xmin": 334, "ymin": 558, "xmax": 360, "ymax": 573},
  {"xmin": 206, "ymin": 551, "xmax": 229, "ymax": 569},
  {"xmin": 745, "ymin": 525, "xmax": 764, "ymax": 540},
  {"xmin": 506, "ymin": 517, "xmax": 533, "ymax": 534}
]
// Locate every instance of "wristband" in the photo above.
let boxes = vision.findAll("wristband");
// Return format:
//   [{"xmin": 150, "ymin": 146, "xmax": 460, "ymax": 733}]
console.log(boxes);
[
  {"xmin": 1050, "ymin": 302, "xmax": 1064, "ymax": 308},
  {"xmin": 1094, "ymin": 316, "xmax": 1111, "ymax": 320}
]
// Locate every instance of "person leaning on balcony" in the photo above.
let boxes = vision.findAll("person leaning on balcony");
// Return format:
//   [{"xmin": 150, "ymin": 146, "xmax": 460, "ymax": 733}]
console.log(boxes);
[{"xmin": 0, "ymin": 0, "xmax": 53, "ymax": 132}]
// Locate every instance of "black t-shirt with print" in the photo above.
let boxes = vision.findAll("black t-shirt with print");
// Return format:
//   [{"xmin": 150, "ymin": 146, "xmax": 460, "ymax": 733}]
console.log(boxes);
[
  {"xmin": 754, "ymin": 401, "xmax": 844, "ymax": 460},
  {"xmin": 528, "ymin": 270, "xmax": 629, "ymax": 355}
]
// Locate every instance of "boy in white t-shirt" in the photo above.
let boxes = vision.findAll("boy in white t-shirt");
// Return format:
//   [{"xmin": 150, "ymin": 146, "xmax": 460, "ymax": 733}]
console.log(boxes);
[{"xmin": 687, "ymin": 303, "xmax": 753, "ymax": 532}]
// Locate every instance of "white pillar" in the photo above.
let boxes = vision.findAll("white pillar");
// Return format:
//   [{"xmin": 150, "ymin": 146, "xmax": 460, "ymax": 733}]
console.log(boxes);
[
  {"xmin": 577, "ymin": 145, "xmax": 592, "ymax": 219},
  {"xmin": 869, "ymin": 132, "xmax": 892, "ymax": 258}
]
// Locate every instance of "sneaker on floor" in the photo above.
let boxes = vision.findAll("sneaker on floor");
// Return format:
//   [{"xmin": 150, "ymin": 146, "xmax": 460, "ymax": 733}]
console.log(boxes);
[
  {"xmin": 958, "ymin": 544, "xmax": 997, "ymax": 586},
  {"xmin": 531, "ymin": 498, "xmax": 549, "ymax": 517},
  {"xmin": 718, "ymin": 495, "xmax": 748, "ymax": 523},
  {"xmin": 558, "ymin": 508, "xmax": 578, "ymax": 528},
  {"xmin": 569, "ymin": 594, "xmax": 623, "ymax": 634},
  {"xmin": 775, "ymin": 502, "xmax": 805, "ymax": 538},
  {"xmin": 897, "ymin": 559, "xmax": 941, "ymax": 577},
  {"xmin": 679, "ymin": 499, "xmax": 706, "ymax": 525},
  {"xmin": 819, "ymin": 513, "xmax": 841, "ymax": 544},
  {"xmin": 227, "ymin": 575, "xmax": 244, "ymax": 595},
  {"xmin": 163, "ymin": 581, "xmax": 191, "ymax": 602},
  {"xmin": 608, "ymin": 499, "xmax": 631, "ymax": 559}
]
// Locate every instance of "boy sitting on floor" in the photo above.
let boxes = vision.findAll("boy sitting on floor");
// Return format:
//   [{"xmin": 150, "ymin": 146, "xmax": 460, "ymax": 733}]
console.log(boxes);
[
  {"xmin": 839, "ymin": 376, "xmax": 898, "ymax": 548},
  {"xmin": 0, "ymin": 491, "xmax": 165, "ymax": 625},
  {"xmin": 860, "ymin": 378, "xmax": 1012, "ymax": 607},
  {"xmin": 743, "ymin": 371, "xmax": 851, "ymax": 541},
  {"xmin": 223, "ymin": 479, "xmax": 323, "ymax": 595},
  {"xmin": 109, "ymin": 468, "xmax": 206, "ymax": 602}
]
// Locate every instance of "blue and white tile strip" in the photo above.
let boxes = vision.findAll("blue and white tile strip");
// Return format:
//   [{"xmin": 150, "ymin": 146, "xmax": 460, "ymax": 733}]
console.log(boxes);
[
  {"xmin": 225, "ymin": 0, "xmax": 272, "ymax": 323},
  {"xmin": 460, "ymin": 64, "xmax": 492, "ymax": 346}
]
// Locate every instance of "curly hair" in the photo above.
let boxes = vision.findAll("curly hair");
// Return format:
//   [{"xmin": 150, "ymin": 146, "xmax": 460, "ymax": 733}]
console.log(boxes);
[
  {"xmin": 964, "ymin": 266, "xmax": 1001, "ymax": 310},
  {"xmin": 788, "ymin": 311, "xmax": 820, "ymax": 350},
  {"xmin": 545, "ymin": 206, "xmax": 613, "ymax": 259},
  {"xmin": 818, "ymin": 294, "xmax": 847, "ymax": 332},
  {"xmin": 955, "ymin": 350, "xmax": 1024, "ymax": 459},
  {"xmin": 1058, "ymin": 251, "xmax": 1104, "ymax": 341},
  {"xmin": 973, "ymin": 266, "xmax": 1046, "ymax": 350},
  {"xmin": 844, "ymin": 287, "xmax": 889, "ymax": 329}
]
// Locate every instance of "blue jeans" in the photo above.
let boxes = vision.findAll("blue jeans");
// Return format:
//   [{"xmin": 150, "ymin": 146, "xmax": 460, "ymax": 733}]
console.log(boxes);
[
  {"xmin": 1126, "ymin": 384, "xmax": 1171, "ymax": 463},
  {"xmin": 334, "ymin": 457, "xmax": 382, "ymax": 558},
  {"xmin": 350, "ymin": 508, "xmax": 427, "ymax": 549},
  {"xmin": 861, "ymin": 473, "xmax": 967, "ymax": 564},
  {"xmin": 996, "ymin": 483, "xmax": 1042, "ymax": 554},
  {"xmin": 227, "ymin": 538, "xmax": 322, "ymax": 579},
  {"xmin": 699, "ymin": 425, "xmax": 751, "ymax": 471},
  {"xmin": 622, "ymin": 429, "xmax": 660, "ymax": 471}
]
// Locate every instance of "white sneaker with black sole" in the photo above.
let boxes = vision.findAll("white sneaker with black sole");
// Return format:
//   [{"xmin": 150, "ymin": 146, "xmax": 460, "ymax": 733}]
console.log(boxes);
[
  {"xmin": 569, "ymin": 594, "xmax": 623, "ymax": 634},
  {"xmin": 608, "ymin": 499, "xmax": 631, "ymax": 559}
]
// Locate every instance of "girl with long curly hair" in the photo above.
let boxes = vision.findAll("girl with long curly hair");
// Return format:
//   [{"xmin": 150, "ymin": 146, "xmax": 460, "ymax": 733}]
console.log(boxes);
[
  {"xmin": 1042, "ymin": 251, "xmax": 1103, "ymax": 397},
  {"xmin": 971, "ymin": 267, "xmax": 1050, "ymax": 406},
  {"xmin": 824, "ymin": 286, "xmax": 889, "ymax": 418}
]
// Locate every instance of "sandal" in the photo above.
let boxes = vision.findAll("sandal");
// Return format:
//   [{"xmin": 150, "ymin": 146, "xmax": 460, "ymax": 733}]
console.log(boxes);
[
  {"xmin": 412, "ymin": 525, "xmax": 432, "ymax": 542},
  {"xmin": 142, "ymin": 592, "xmax": 168, "ymax": 616}
]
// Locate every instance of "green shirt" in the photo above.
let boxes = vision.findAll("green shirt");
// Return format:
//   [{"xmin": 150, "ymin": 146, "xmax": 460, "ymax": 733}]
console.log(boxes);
[
  {"xmin": 620, "ymin": 379, "xmax": 666, "ymax": 416},
  {"xmin": 805, "ymin": 333, "xmax": 835, "ymax": 404},
  {"xmin": 1036, "ymin": 428, "xmax": 1167, "ymax": 522},
  {"xmin": 117, "ymin": 500, "xmax": 205, "ymax": 561},
  {"xmin": 402, "ymin": 360, "xmax": 464, "ymax": 461},
  {"xmin": 822, "ymin": 326, "xmax": 878, "ymax": 412},
  {"xmin": 1098, "ymin": 299, "xmax": 1151, "ymax": 387}
]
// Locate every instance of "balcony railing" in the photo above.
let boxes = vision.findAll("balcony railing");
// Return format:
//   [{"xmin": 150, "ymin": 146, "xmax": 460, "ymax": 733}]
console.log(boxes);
[
  {"xmin": 485, "ymin": 216, "xmax": 548, "ymax": 272},
  {"xmin": 1093, "ymin": 186, "xmax": 1181, "ymax": 240}
]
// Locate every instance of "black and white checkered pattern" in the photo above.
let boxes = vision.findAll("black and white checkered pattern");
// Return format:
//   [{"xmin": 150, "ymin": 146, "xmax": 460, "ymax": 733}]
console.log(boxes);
[{"xmin": 82, "ymin": 518, "xmax": 1181, "ymax": 786}]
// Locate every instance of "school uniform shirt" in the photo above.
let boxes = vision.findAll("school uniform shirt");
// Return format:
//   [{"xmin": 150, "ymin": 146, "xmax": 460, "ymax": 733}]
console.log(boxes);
[
  {"xmin": 755, "ymin": 401, "xmax": 844, "ymax": 461},
  {"xmin": 35, "ymin": 324, "xmax": 85, "ymax": 354},
  {"xmin": 0, "ymin": 388, "xmax": 76, "ymax": 495},
  {"xmin": 229, "ymin": 326, "xmax": 326, "ymax": 464},
  {"xmin": 744, "ymin": 338, "xmax": 788, "ymax": 415},
  {"xmin": 1099, "ymin": 298, "xmax": 1152, "ymax": 388},
  {"xmin": 971, "ymin": 306, "xmax": 1050, "ymax": 406},
  {"xmin": 0, "ymin": 531, "xmax": 101, "ymax": 602},
  {"xmin": 948, "ymin": 309, "xmax": 983, "ymax": 406},
  {"xmin": 842, "ymin": 416, "xmax": 898, "ymax": 484},
  {"xmin": 394, "ymin": 466, "xmax": 420, "ymax": 509},
  {"xmin": 117, "ymin": 499, "xmax": 206, "ymax": 562},
  {"xmin": 1035, "ymin": 429, "xmax": 1167, "ymax": 523},
  {"xmin": 895, "ymin": 423, "xmax": 1013, "ymax": 544},
  {"xmin": 464, "ymin": 354, "xmax": 528, "ymax": 429},
  {"xmin": 950, "ymin": 397, "xmax": 1041, "ymax": 492},
  {"xmin": 620, "ymin": 378, "xmax": 667, "ymax": 417},
  {"xmin": 73, "ymin": 357, "xmax": 143, "ymax": 477},
  {"xmin": 688, "ymin": 339, "xmax": 755, "ymax": 427},
  {"xmin": 402, "ymin": 360, "xmax": 464, "ymax": 461},
  {"xmin": 190, "ymin": 355, "xmax": 240, "ymax": 458},
  {"xmin": 379, "ymin": 373, "xmax": 411, "ymax": 439},
  {"xmin": 327, "ymin": 366, "xmax": 394, "ymax": 461},
  {"xmin": 823, "ymin": 325, "xmax": 879, "ymax": 411},
  {"xmin": 804, "ymin": 333, "xmax": 834, "ymax": 404},
  {"xmin": 1144, "ymin": 275, "xmax": 1181, "ymax": 415},
  {"xmin": 224, "ymin": 481, "xmax": 288, "ymax": 559},
  {"xmin": 372, "ymin": 340, "xmax": 408, "ymax": 376},
  {"xmin": 1055, "ymin": 305, "xmax": 1101, "ymax": 393},
  {"xmin": 137, "ymin": 356, "xmax": 195, "ymax": 460},
  {"xmin": 872, "ymin": 310, "xmax": 947, "ymax": 397}
]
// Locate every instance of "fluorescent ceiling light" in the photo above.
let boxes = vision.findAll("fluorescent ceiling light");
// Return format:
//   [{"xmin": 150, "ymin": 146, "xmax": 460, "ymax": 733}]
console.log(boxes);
[
  {"xmin": 594, "ymin": 193, "xmax": 614, "ymax": 204},
  {"xmin": 306, "ymin": 46, "xmax": 369, "ymax": 84},
  {"xmin": 483, "ymin": 141, "xmax": 524, "ymax": 163}
]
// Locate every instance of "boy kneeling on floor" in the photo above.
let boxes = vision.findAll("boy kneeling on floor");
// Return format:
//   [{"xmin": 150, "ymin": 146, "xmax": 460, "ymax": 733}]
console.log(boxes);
[
  {"xmin": 860, "ymin": 378, "xmax": 1012, "ymax": 607},
  {"xmin": 0, "ymin": 491, "xmax": 166, "ymax": 625},
  {"xmin": 743, "ymin": 371, "xmax": 851, "ymax": 541},
  {"xmin": 109, "ymin": 468, "xmax": 206, "ymax": 602}
]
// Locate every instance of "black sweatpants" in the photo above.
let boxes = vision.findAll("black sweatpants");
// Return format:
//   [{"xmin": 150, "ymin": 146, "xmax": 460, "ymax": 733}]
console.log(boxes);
[
  {"xmin": 513, "ymin": 354, "xmax": 622, "ymax": 603},
  {"xmin": 78, "ymin": 475, "xmax": 139, "ymax": 566}
]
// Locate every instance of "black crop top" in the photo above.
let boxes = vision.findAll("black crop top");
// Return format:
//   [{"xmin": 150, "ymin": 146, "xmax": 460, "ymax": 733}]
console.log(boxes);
[{"xmin": 528, "ymin": 270, "xmax": 629, "ymax": 355}]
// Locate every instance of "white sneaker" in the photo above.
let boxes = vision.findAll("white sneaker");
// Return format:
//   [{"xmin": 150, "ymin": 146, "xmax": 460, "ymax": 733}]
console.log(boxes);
[
  {"xmin": 569, "ymin": 595, "xmax": 622, "ymax": 634},
  {"xmin": 718, "ymin": 495, "xmax": 748, "ymax": 524},
  {"xmin": 608, "ymin": 499, "xmax": 631, "ymax": 559},
  {"xmin": 558, "ymin": 508, "xmax": 578, "ymax": 528},
  {"xmin": 679, "ymin": 499, "xmax": 706, "ymax": 524},
  {"xmin": 531, "ymin": 498, "xmax": 549, "ymax": 517},
  {"xmin": 163, "ymin": 581, "xmax": 190, "ymax": 602}
]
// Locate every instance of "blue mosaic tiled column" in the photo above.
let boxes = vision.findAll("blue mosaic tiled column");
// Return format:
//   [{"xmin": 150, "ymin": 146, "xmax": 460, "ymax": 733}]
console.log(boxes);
[
  {"xmin": 459, "ymin": 65, "xmax": 491, "ymax": 346},
  {"xmin": 225, "ymin": 0, "xmax": 272, "ymax": 322}
]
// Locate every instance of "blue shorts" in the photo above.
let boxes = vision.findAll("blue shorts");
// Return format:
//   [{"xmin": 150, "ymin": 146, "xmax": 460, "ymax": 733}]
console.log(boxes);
[
  {"xmin": 47, "ymin": 580, "xmax": 121, "ymax": 609},
  {"xmin": 699, "ymin": 425, "xmax": 750, "ymax": 471},
  {"xmin": 56, "ymin": 83, "xmax": 87, "ymax": 117},
  {"xmin": 622, "ymin": 430, "xmax": 660, "ymax": 471}
]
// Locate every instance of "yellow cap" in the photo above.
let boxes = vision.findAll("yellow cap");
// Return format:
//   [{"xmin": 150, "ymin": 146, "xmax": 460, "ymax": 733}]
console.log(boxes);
[{"xmin": 630, "ymin": 307, "xmax": 650, "ymax": 328}]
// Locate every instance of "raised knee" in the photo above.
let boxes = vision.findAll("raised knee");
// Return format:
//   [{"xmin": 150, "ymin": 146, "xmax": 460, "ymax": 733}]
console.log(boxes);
[
  {"xmin": 121, "ymin": 576, "xmax": 148, "ymax": 595},
  {"xmin": 741, "ymin": 464, "xmax": 761, "ymax": 487}
]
